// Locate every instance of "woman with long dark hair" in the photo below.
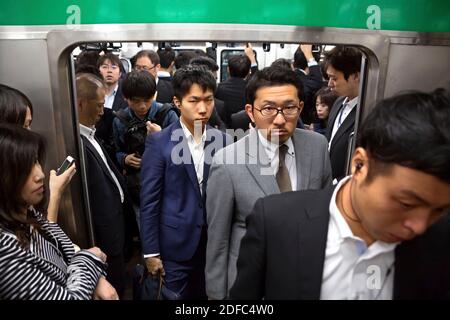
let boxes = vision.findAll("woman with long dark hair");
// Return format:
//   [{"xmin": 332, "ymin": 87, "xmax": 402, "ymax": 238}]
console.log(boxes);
[
  {"xmin": 0, "ymin": 84, "xmax": 75, "ymax": 222},
  {"xmin": 0, "ymin": 124, "xmax": 117, "ymax": 299}
]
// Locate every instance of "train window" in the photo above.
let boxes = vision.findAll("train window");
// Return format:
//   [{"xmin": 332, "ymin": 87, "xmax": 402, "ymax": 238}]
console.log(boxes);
[{"xmin": 219, "ymin": 49, "xmax": 257, "ymax": 82}]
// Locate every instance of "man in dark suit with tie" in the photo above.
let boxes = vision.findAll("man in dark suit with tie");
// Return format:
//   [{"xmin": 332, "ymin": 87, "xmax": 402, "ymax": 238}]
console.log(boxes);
[
  {"xmin": 231, "ymin": 89, "xmax": 450, "ymax": 300},
  {"xmin": 325, "ymin": 46, "xmax": 362, "ymax": 181},
  {"xmin": 76, "ymin": 73, "xmax": 127, "ymax": 298},
  {"xmin": 140, "ymin": 65, "xmax": 230, "ymax": 299}
]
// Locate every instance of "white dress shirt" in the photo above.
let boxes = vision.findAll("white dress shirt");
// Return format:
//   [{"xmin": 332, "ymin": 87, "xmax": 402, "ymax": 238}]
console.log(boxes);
[
  {"xmin": 180, "ymin": 119, "xmax": 207, "ymax": 194},
  {"xmin": 104, "ymin": 83, "xmax": 119, "ymax": 110},
  {"xmin": 257, "ymin": 131, "xmax": 297, "ymax": 191},
  {"xmin": 80, "ymin": 124, "xmax": 124, "ymax": 203},
  {"xmin": 329, "ymin": 96, "xmax": 358, "ymax": 148},
  {"xmin": 320, "ymin": 176, "xmax": 397, "ymax": 300}
]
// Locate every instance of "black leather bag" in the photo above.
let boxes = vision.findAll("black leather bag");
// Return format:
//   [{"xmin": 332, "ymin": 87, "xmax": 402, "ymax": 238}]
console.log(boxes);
[{"xmin": 132, "ymin": 264, "xmax": 181, "ymax": 300}]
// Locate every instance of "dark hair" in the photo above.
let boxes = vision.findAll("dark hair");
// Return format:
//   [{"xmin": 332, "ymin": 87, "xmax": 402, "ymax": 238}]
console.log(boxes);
[
  {"xmin": 0, "ymin": 124, "xmax": 47, "ymax": 247},
  {"xmin": 174, "ymin": 51, "xmax": 197, "ymax": 70},
  {"xmin": 228, "ymin": 55, "xmax": 251, "ymax": 78},
  {"xmin": 293, "ymin": 48, "xmax": 307, "ymax": 70},
  {"xmin": 122, "ymin": 70, "xmax": 157, "ymax": 100},
  {"xmin": 190, "ymin": 56, "xmax": 219, "ymax": 72},
  {"xmin": 246, "ymin": 65, "xmax": 304, "ymax": 105},
  {"xmin": 271, "ymin": 58, "xmax": 293, "ymax": 70},
  {"xmin": 314, "ymin": 86, "xmax": 339, "ymax": 109},
  {"xmin": 132, "ymin": 50, "xmax": 160, "ymax": 68},
  {"xmin": 157, "ymin": 46, "xmax": 175, "ymax": 69},
  {"xmin": 325, "ymin": 46, "xmax": 362, "ymax": 80},
  {"xmin": 97, "ymin": 52, "xmax": 121, "ymax": 69},
  {"xmin": 75, "ymin": 64, "xmax": 102, "ymax": 77},
  {"xmin": 172, "ymin": 64, "xmax": 216, "ymax": 101},
  {"xmin": 0, "ymin": 84, "xmax": 33, "ymax": 127},
  {"xmin": 76, "ymin": 50, "xmax": 100, "ymax": 68},
  {"xmin": 357, "ymin": 88, "xmax": 450, "ymax": 183}
]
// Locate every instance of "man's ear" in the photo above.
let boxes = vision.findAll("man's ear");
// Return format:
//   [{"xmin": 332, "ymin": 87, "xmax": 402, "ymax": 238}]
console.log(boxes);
[
  {"xmin": 298, "ymin": 101, "xmax": 304, "ymax": 114},
  {"xmin": 173, "ymin": 96, "xmax": 181, "ymax": 109},
  {"xmin": 351, "ymin": 147, "xmax": 369, "ymax": 177},
  {"xmin": 245, "ymin": 104, "xmax": 255, "ymax": 123}
]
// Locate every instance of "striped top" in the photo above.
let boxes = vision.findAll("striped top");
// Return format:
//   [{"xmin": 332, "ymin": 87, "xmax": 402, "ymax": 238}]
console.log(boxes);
[{"xmin": 0, "ymin": 209, "xmax": 107, "ymax": 300}]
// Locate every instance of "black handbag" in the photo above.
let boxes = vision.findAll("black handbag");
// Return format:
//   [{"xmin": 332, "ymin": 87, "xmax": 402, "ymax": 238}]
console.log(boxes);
[{"xmin": 132, "ymin": 264, "xmax": 181, "ymax": 300}]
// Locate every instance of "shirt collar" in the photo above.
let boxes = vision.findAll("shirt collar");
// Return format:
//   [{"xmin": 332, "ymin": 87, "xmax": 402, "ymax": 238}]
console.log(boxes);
[
  {"xmin": 158, "ymin": 71, "xmax": 171, "ymax": 78},
  {"xmin": 79, "ymin": 123, "xmax": 96, "ymax": 139},
  {"xmin": 257, "ymin": 130, "xmax": 294, "ymax": 159},
  {"xmin": 180, "ymin": 119, "xmax": 207, "ymax": 145},
  {"xmin": 329, "ymin": 176, "xmax": 398, "ymax": 253},
  {"xmin": 343, "ymin": 96, "xmax": 358, "ymax": 110}
]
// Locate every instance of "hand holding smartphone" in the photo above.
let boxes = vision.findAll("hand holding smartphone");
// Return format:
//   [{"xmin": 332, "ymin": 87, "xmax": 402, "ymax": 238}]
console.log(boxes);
[{"xmin": 56, "ymin": 156, "xmax": 75, "ymax": 176}]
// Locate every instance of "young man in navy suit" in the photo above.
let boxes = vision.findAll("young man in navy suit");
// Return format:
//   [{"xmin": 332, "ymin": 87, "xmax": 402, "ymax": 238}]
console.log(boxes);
[
  {"xmin": 140, "ymin": 65, "xmax": 230, "ymax": 299},
  {"xmin": 231, "ymin": 89, "xmax": 450, "ymax": 299}
]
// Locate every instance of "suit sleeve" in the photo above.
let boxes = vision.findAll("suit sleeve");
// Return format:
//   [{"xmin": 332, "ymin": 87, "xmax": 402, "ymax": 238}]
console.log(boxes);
[
  {"xmin": 320, "ymin": 135, "xmax": 333, "ymax": 188},
  {"xmin": 0, "ymin": 238, "xmax": 105, "ymax": 300},
  {"xmin": 112, "ymin": 117, "xmax": 127, "ymax": 169},
  {"xmin": 205, "ymin": 154, "xmax": 235, "ymax": 299},
  {"xmin": 307, "ymin": 65, "xmax": 324, "ymax": 91},
  {"xmin": 229, "ymin": 198, "xmax": 266, "ymax": 300},
  {"xmin": 162, "ymin": 110, "xmax": 179, "ymax": 128},
  {"xmin": 140, "ymin": 134, "xmax": 165, "ymax": 255}
]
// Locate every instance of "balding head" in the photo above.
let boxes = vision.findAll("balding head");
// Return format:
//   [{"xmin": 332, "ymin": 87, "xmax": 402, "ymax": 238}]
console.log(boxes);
[{"xmin": 76, "ymin": 73, "xmax": 105, "ymax": 101}]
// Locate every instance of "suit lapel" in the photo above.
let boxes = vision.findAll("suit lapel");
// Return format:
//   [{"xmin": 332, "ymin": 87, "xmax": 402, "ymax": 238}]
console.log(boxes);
[
  {"xmin": 292, "ymin": 130, "xmax": 311, "ymax": 190},
  {"xmin": 325, "ymin": 97, "xmax": 346, "ymax": 140},
  {"xmin": 81, "ymin": 136, "xmax": 119, "ymax": 187},
  {"xmin": 297, "ymin": 186, "xmax": 334, "ymax": 299},
  {"xmin": 245, "ymin": 129, "xmax": 279, "ymax": 195},
  {"xmin": 329, "ymin": 107, "xmax": 356, "ymax": 152},
  {"xmin": 170, "ymin": 121, "xmax": 202, "ymax": 201}
]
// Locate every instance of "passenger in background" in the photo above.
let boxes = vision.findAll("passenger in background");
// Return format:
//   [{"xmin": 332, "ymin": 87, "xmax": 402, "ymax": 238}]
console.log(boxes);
[
  {"xmin": 75, "ymin": 50, "xmax": 102, "ymax": 77},
  {"xmin": 174, "ymin": 51, "xmax": 197, "ymax": 72},
  {"xmin": 0, "ymin": 124, "xmax": 117, "ymax": 300},
  {"xmin": 215, "ymin": 54, "xmax": 251, "ymax": 127},
  {"xmin": 205, "ymin": 65, "xmax": 332, "ymax": 300},
  {"xmin": 0, "ymin": 84, "xmax": 75, "ymax": 223},
  {"xmin": 308, "ymin": 87, "xmax": 339, "ymax": 135},
  {"xmin": 293, "ymin": 44, "xmax": 324, "ymax": 125},
  {"xmin": 325, "ymin": 46, "xmax": 362, "ymax": 182},
  {"xmin": 157, "ymin": 45, "xmax": 175, "ymax": 82},
  {"xmin": 132, "ymin": 50, "xmax": 174, "ymax": 104},
  {"xmin": 271, "ymin": 58, "xmax": 294, "ymax": 70},
  {"xmin": 140, "ymin": 65, "xmax": 230, "ymax": 299},
  {"xmin": 95, "ymin": 53, "xmax": 128, "ymax": 169},
  {"xmin": 231, "ymin": 89, "xmax": 450, "ymax": 300},
  {"xmin": 112, "ymin": 70, "xmax": 178, "ymax": 225},
  {"xmin": 190, "ymin": 55, "xmax": 227, "ymax": 131},
  {"xmin": 76, "ymin": 73, "xmax": 127, "ymax": 298}
]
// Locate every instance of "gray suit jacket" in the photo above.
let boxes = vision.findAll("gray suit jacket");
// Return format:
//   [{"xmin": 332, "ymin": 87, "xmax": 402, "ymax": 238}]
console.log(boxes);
[{"xmin": 205, "ymin": 128, "xmax": 332, "ymax": 299}]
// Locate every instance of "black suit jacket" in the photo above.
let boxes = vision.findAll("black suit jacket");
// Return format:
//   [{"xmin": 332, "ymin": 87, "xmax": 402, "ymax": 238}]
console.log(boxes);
[
  {"xmin": 156, "ymin": 78, "xmax": 174, "ymax": 104},
  {"xmin": 295, "ymin": 65, "xmax": 324, "ymax": 124},
  {"xmin": 230, "ymin": 186, "xmax": 450, "ymax": 299},
  {"xmin": 81, "ymin": 135, "xmax": 126, "ymax": 257},
  {"xmin": 208, "ymin": 98, "xmax": 227, "ymax": 131},
  {"xmin": 215, "ymin": 77, "xmax": 247, "ymax": 126},
  {"xmin": 95, "ymin": 82, "xmax": 128, "ymax": 169},
  {"xmin": 325, "ymin": 97, "xmax": 356, "ymax": 181}
]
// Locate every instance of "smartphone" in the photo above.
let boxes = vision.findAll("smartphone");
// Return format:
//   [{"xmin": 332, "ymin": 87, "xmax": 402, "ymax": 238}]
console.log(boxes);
[{"xmin": 56, "ymin": 156, "xmax": 75, "ymax": 176}]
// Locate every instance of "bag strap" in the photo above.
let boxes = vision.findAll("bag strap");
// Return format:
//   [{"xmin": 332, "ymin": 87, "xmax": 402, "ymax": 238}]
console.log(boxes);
[
  {"xmin": 154, "ymin": 103, "xmax": 177, "ymax": 127},
  {"xmin": 113, "ymin": 109, "xmax": 131, "ymax": 126}
]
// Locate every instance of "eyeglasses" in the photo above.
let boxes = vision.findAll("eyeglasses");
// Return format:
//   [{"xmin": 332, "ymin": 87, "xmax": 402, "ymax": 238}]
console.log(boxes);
[
  {"xmin": 253, "ymin": 104, "xmax": 300, "ymax": 118},
  {"xmin": 135, "ymin": 64, "xmax": 156, "ymax": 72},
  {"xmin": 100, "ymin": 64, "xmax": 119, "ymax": 70}
]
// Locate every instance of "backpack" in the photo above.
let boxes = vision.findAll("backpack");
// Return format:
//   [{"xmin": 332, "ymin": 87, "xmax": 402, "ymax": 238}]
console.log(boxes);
[{"xmin": 114, "ymin": 103, "xmax": 179, "ymax": 157}]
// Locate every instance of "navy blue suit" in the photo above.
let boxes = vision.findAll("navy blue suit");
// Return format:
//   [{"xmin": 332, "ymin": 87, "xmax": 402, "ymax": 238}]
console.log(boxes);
[{"xmin": 140, "ymin": 120, "xmax": 230, "ymax": 298}]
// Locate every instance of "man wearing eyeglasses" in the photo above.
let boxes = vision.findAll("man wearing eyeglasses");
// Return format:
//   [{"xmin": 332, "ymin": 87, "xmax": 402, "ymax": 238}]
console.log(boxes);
[
  {"xmin": 132, "ymin": 50, "xmax": 174, "ymax": 104},
  {"xmin": 95, "ymin": 53, "xmax": 128, "ymax": 169},
  {"xmin": 205, "ymin": 65, "xmax": 332, "ymax": 300}
]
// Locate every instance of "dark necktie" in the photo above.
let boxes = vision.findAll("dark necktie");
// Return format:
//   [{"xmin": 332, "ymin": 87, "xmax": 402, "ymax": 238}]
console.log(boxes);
[{"xmin": 276, "ymin": 144, "xmax": 292, "ymax": 192}]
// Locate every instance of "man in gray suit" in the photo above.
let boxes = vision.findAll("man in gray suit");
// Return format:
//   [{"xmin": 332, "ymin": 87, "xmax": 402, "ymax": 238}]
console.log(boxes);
[{"xmin": 205, "ymin": 65, "xmax": 332, "ymax": 300}]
